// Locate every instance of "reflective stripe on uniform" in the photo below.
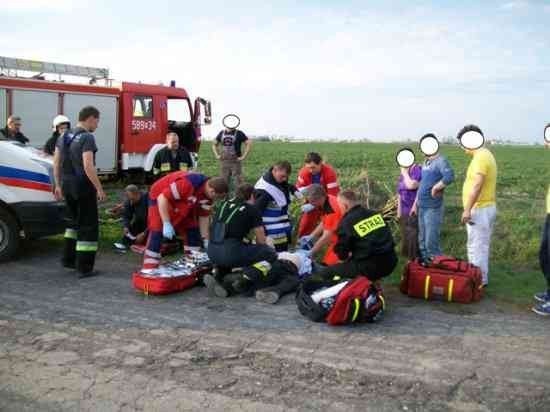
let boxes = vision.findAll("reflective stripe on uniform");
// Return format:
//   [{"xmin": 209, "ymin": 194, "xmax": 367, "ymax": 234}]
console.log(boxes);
[
  {"xmin": 160, "ymin": 163, "xmax": 171, "ymax": 172},
  {"xmin": 424, "ymin": 275, "xmax": 431, "ymax": 300},
  {"xmin": 179, "ymin": 164, "xmax": 188, "ymax": 171},
  {"xmin": 264, "ymin": 222, "xmax": 291, "ymax": 231},
  {"xmin": 76, "ymin": 241, "xmax": 98, "ymax": 252},
  {"xmin": 262, "ymin": 215, "xmax": 289, "ymax": 223},
  {"xmin": 153, "ymin": 168, "xmax": 160, "ymax": 175},
  {"xmin": 252, "ymin": 261, "xmax": 272, "ymax": 277},
  {"xmin": 143, "ymin": 258, "xmax": 160, "ymax": 265},
  {"xmin": 447, "ymin": 278, "xmax": 454, "ymax": 302},
  {"xmin": 145, "ymin": 249, "xmax": 161, "ymax": 258},
  {"xmin": 170, "ymin": 182, "xmax": 180, "ymax": 200},
  {"xmin": 326, "ymin": 182, "xmax": 339, "ymax": 189},
  {"xmin": 351, "ymin": 298, "xmax": 361, "ymax": 322},
  {"xmin": 353, "ymin": 214, "xmax": 386, "ymax": 237},
  {"xmin": 64, "ymin": 228, "xmax": 77, "ymax": 239}
]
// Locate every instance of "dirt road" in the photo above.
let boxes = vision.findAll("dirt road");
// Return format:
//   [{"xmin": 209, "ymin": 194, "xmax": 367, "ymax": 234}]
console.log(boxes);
[{"xmin": 1, "ymin": 242, "xmax": 549, "ymax": 411}]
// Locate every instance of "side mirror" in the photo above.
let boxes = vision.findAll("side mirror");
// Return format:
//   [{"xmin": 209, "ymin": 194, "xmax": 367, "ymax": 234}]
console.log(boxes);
[{"xmin": 194, "ymin": 97, "xmax": 212, "ymax": 126}]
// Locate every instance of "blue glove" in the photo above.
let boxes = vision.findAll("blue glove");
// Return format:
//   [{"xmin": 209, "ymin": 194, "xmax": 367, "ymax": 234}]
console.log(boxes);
[
  {"xmin": 162, "ymin": 222, "xmax": 176, "ymax": 239},
  {"xmin": 301, "ymin": 203, "xmax": 316, "ymax": 213}
]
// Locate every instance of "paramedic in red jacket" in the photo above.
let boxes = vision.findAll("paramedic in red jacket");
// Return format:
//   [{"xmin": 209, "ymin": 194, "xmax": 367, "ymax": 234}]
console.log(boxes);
[
  {"xmin": 296, "ymin": 152, "xmax": 340, "ymax": 237},
  {"xmin": 142, "ymin": 172, "xmax": 228, "ymax": 272}
]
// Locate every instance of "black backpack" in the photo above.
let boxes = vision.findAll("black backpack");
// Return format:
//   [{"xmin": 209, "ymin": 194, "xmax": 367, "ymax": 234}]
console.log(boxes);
[{"xmin": 209, "ymin": 201, "xmax": 244, "ymax": 245}]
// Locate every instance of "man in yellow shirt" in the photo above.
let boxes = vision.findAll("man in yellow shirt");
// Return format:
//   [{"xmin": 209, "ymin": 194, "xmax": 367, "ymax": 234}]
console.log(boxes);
[
  {"xmin": 458, "ymin": 125, "xmax": 497, "ymax": 286},
  {"xmin": 533, "ymin": 126, "xmax": 550, "ymax": 315}
]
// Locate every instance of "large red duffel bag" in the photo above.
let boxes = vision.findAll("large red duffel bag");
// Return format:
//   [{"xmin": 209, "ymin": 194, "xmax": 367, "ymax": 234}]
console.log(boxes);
[{"xmin": 400, "ymin": 256, "xmax": 483, "ymax": 303}]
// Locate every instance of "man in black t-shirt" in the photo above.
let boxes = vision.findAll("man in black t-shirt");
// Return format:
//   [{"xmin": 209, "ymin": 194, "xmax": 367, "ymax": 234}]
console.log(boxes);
[
  {"xmin": 53, "ymin": 106, "xmax": 106, "ymax": 278},
  {"xmin": 205, "ymin": 183, "xmax": 277, "ymax": 297},
  {"xmin": 1, "ymin": 115, "xmax": 29, "ymax": 144},
  {"xmin": 152, "ymin": 132, "xmax": 193, "ymax": 180},
  {"xmin": 212, "ymin": 125, "xmax": 251, "ymax": 187}
]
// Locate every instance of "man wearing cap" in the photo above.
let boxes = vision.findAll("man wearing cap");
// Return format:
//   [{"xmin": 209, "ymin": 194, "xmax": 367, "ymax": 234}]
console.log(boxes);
[
  {"xmin": 1, "ymin": 115, "xmax": 29, "ymax": 144},
  {"xmin": 458, "ymin": 125, "xmax": 497, "ymax": 287},
  {"xmin": 212, "ymin": 116, "xmax": 251, "ymax": 188},
  {"xmin": 411, "ymin": 133, "xmax": 455, "ymax": 265}
]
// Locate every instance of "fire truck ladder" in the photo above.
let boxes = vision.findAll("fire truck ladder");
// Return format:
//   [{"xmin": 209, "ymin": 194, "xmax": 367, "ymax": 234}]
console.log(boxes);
[{"xmin": 0, "ymin": 56, "xmax": 110, "ymax": 84}]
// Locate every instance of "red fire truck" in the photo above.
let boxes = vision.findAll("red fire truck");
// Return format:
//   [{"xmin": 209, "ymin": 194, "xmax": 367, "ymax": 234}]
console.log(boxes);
[{"xmin": 0, "ymin": 56, "xmax": 212, "ymax": 175}]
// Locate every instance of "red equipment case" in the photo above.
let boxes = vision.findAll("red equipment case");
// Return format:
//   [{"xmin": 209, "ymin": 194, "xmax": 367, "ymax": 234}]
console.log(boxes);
[{"xmin": 400, "ymin": 256, "xmax": 484, "ymax": 303}]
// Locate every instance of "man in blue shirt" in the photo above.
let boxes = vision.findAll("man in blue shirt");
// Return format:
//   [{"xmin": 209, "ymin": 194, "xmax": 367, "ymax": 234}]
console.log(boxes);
[{"xmin": 411, "ymin": 134, "xmax": 455, "ymax": 264}]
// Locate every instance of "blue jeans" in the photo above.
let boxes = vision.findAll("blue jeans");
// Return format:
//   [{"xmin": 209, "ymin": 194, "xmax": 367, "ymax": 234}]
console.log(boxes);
[{"xmin": 418, "ymin": 205, "xmax": 444, "ymax": 261}]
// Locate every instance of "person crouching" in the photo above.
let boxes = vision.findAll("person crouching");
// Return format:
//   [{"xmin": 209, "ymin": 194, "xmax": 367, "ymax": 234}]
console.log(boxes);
[{"xmin": 204, "ymin": 184, "xmax": 278, "ymax": 297}]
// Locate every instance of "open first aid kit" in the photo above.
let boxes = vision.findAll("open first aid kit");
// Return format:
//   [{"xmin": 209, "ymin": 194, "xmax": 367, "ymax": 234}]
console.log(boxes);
[{"xmin": 132, "ymin": 250, "xmax": 212, "ymax": 295}]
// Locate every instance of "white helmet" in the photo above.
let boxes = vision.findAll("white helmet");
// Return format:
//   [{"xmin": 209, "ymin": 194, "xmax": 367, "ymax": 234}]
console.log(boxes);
[{"xmin": 52, "ymin": 114, "xmax": 70, "ymax": 131}]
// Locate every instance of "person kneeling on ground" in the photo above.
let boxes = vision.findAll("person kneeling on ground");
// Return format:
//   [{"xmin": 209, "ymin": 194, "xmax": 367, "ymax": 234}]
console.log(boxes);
[
  {"xmin": 141, "ymin": 172, "xmax": 228, "ymax": 273},
  {"xmin": 204, "ymin": 183, "xmax": 278, "ymax": 297},
  {"xmin": 113, "ymin": 185, "xmax": 149, "ymax": 251},
  {"xmin": 298, "ymin": 184, "xmax": 343, "ymax": 266},
  {"xmin": 317, "ymin": 190, "xmax": 398, "ymax": 283}
]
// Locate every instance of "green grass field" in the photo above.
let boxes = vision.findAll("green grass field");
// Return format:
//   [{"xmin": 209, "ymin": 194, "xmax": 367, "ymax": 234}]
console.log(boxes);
[{"xmin": 98, "ymin": 141, "xmax": 549, "ymax": 306}]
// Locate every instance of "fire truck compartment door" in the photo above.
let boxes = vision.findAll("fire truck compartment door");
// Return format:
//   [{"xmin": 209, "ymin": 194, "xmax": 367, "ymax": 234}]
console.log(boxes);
[
  {"xmin": 64, "ymin": 93, "xmax": 118, "ymax": 173},
  {"xmin": 0, "ymin": 89, "xmax": 6, "ymax": 125},
  {"xmin": 11, "ymin": 89, "xmax": 58, "ymax": 148}
]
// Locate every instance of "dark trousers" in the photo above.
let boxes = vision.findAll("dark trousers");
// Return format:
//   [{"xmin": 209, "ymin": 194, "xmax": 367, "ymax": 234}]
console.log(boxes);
[
  {"xmin": 244, "ymin": 260, "xmax": 300, "ymax": 297},
  {"xmin": 63, "ymin": 182, "xmax": 98, "ymax": 274},
  {"xmin": 207, "ymin": 239, "xmax": 278, "ymax": 273},
  {"xmin": 539, "ymin": 214, "xmax": 550, "ymax": 290},
  {"xmin": 318, "ymin": 251, "xmax": 398, "ymax": 282},
  {"xmin": 399, "ymin": 215, "xmax": 419, "ymax": 260}
]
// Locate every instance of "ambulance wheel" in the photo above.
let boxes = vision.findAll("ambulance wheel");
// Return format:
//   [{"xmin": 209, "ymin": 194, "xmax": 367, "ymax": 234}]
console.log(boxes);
[{"xmin": 0, "ymin": 207, "xmax": 20, "ymax": 262}]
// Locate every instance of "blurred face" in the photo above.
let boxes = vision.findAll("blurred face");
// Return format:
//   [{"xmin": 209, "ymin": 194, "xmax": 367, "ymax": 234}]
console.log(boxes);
[
  {"xmin": 305, "ymin": 162, "xmax": 322, "ymax": 175},
  {"xmin": 83, "ymin": 116, "xmax": 100, "ymax": 132},
  {"xmin": 272, "ymin": 167, "xmax": 289, "ymax": 183},
  {"xmin": 166, "ymin": 133, "xmax": 179, "ymax": 150},
  {"xmin": 8, "ymin": 119, "xmax": 21, "ymax": 133},
  {"xmin": 126, "ymin": 191, "xmax": 141, "ymax": 204},
  {"xmin": 309, "ymin": 195, "xmax": 326, "ymax": 209},
  {"xmin": 57, "ymin": 123, "xmax": 70, "ymax": 135},
  {"xmin": 205, "ymin": 183, "xmax": 226, "ymax": 201}
]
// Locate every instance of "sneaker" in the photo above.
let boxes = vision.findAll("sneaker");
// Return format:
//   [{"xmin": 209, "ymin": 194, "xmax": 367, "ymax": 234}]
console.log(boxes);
[
  {"xmin": 532, "ymin": 302, "xmax": 550, "ymax": 316},
  {"xmin": 255, "ymin": 289, "xmax": 280, "ymax": 304},
  {"xmin": 534, "ymin": 291, "xmax": 550, "ymax": 303},
  {"xmin": 203, "ymin": 274, "xmax": 229, "ymax": 298},
  {"xmin": 113, "ymin": 242, "xmax": 128, "ymax": 253}
]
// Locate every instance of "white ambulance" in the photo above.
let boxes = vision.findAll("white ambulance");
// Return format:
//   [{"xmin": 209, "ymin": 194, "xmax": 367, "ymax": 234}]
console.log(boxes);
[{"xmin": 0, "ymin": 140, "xmax": 65, "ymax": 261}]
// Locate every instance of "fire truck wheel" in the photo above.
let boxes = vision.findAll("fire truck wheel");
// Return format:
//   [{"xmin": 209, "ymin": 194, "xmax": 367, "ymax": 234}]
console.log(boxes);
[{"xmin": 0, "ymin": 207, "xmax": 20, "ymax": 262}]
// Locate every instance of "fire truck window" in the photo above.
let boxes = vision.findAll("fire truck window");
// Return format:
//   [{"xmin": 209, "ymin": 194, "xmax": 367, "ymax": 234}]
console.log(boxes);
[
  {"xmin": 167, "ymin": 99, "xmax": 191, "ymax": 122},
  {"xmin": 133, "ymin": 96, "xmax": 153, "ymax": 118}
]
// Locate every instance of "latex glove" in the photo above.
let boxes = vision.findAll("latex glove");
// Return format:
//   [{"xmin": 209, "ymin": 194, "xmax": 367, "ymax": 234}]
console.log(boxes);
[
  {"xmin": 162, "ymin": 222, "xmax": 176, "ymax": 239},
  {"xmin": 301, "ymin": 203, "xmax": 316, "ymax": 213}
]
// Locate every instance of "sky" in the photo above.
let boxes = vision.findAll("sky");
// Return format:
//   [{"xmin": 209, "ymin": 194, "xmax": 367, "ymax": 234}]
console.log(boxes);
[{"xmin": 1, "ymin": 0, "xmax": 550, "ymax": 142}]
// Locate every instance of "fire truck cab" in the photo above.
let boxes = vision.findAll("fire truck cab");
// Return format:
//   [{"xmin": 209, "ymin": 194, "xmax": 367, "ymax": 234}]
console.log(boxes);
[{"xmin": 0, "ymin": 56, "xmax": 212, "ymax": 176}]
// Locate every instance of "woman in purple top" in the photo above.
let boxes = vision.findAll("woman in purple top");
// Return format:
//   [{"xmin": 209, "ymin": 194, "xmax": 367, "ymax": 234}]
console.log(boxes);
[{"xmin": 397, "ymin": 163, "xmax": 422, "ymax": 260}]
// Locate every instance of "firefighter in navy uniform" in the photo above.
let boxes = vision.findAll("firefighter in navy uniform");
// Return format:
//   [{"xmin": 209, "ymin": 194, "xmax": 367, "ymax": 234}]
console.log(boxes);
[
  {"xmin": 152, "ymin": 132, "xmax": 193, "ymax": 180},
  {"xmin": 318, "ymin": 190, "xmax": 398, "ymax": 282},
  {"xmin": 53, "ymin": 106, "xmax": 106, "ymax": 278}
]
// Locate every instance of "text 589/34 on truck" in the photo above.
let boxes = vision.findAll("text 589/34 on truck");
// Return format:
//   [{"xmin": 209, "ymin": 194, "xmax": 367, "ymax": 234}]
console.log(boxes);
[{"xmin": 0, "ymin": 56, "xmax": 212, "ymax": 261}]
